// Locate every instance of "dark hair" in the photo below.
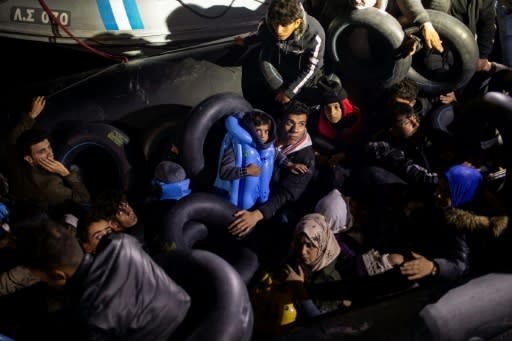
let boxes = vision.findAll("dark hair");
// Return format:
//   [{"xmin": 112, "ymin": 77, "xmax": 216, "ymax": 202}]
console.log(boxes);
[
  {"xmin": 388, "ymin": 102, "xmax": 416, "ymax": 127},
  {"xmin": 76, "ymin": 210, "xmax": 107, "ymax": 243},
  {"xmin": 251, "ymin": 111, "xmax": 272, "ymax": 127},
  {"xmin": 16, "ymin": 128, "xmax": 50, "ymax": 157},
  {"xmin": 267, "ymin": 0, "xmax": 303, "ymax": 25},
  {"xmin": 388, "ymin": 78, "xmax": 419, "ymax": 102},
  {"xmin": 23, "ymin": 222, "xmax": 83, "ymax": 272},
  {"xmin": 91, "ymin": 189, "xmax": 127, "ymax": 221},
  {"xmin": 283, "ymin": 100, "xmax": 310, "ymax": 118}
]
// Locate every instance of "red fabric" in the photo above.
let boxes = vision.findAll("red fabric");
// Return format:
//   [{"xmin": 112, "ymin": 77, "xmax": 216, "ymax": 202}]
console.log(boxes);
[{"xmin": 317, "ymin": 99, "xmax": 363, "ymax": 144}]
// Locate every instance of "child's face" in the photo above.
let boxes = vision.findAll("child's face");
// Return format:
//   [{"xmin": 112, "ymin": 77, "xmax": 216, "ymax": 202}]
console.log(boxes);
[
  {"xmin": 324, "ymin": 102, "xmax": 343, "ymax": 123},
  {"xmin": 390, "ymin": 115, "xmax": 419, "ymax": 138},
  {"xmin": 255, "ymin": 124, "xmax": 270, "ymax": 144}
]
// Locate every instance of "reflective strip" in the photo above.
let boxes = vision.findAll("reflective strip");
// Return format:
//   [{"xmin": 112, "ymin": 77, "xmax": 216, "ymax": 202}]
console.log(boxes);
[
  {"xmin": 123, "ymin": 0, "xmax": 144, "ymax": 29},
  {"xmin": 97, "ymin": 0, "xmax": 143, "ymax": 30},
  {"xmin": 292, "ymin": 34, "xmax": 322, "ymax": 94}
]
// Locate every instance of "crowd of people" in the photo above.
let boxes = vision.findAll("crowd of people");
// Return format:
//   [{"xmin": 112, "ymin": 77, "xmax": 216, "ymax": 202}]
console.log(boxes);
[{"xmin": 1, "ymin": 0, "xmax": 512, "ymax": 340}]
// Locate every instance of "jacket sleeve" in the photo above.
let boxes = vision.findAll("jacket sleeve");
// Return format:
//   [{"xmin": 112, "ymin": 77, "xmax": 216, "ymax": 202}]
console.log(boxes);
[
  {"xmin": 283, "ymin": 19, "xmax": 325, "ymax": 99},
  {"xmin": 433, "ymin": 230, "xmax": 470, "ymax": 281},
  {"xmin": 8, "ymin": 113, "xmax": 35, "ymax": 145},
  {"xmin": 476, "ymin": 0, "xmax": 497, "ymax": 59},
  {"xmin": 0, "ymin": 266, "xmax": 40, "ymax": 296},
  {"xmin": 219, "ymin": 146, "xmax": 245, "ymax": 180},
  {"xmin": 258, "ymin": 149, "xmax": 315, "ymax": 219},
  {"xmin": 46, "ymin": 171, "xmax": 91, "ymax": 206},
  {"xmin": 395, "ymin": 0, "xmax": 430, "ymax": 25}
]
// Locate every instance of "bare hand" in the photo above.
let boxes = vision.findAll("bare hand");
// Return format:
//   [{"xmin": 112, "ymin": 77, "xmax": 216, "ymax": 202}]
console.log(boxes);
[
  {"xmin": 275, "ymin": 92, "xmax": 291, "ymax": 104},
  {"xmin": 284, "ymin": 264, "xmax": 304, "ymax": 282},
  {"xmin": 39, "ymin": 158, "xmax": 70, "ymax": 177},
  {"xmin": 387, "ymin": 253, "xmax": 404, "ymax": 266},
  {"xmin": 29, "ymin": 96, "xmax": 46, "ymax": 119},
  {"xmin": 439, "ymin": 91, "xmax": 457, "ymax": 104},
  {"xmin": 246, "ymin": 163, "xmax": 261, "ymax": 176},
  {"xmin": 234, "ymin": 35, "xmax": 246, "ymax": 46},
  {"xmin": 421, "ymin": 22, "xmax": 443, "ymax": 53},
  {"xmin": 400, "ymin": 34, "xmax": 419, "ymax": 57},
  {"xmin": 289, "ymin": 162, "xmax": 309, "ymax": 174},
  {"xmin": 227, "ymin": 210, "xmax": 263, "ymax": 237},
  {"xmin": 399, "ymin": 251, "xmax": 435, "ymax": 280}
]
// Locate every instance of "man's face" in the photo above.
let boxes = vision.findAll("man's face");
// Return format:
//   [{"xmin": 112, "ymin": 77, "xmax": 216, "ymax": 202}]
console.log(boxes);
[
  {"xmin": 324, "ymin": 102, "xmax": 343, "ymax": 124},
  {"xmin": 113, "ymin": 201, "xmax": 138, "ymax": 230},
  {"xmin": 390, "ymin": 115, "xmax": 420, "ymax": 138},
  {"xmin": 272, "ymin": 19, "xmax": 301, "ymax": 41},
  {"xmin": 295, "ymin": 234, "xmax": 319, "ymax": 266},
  {"xmin": 82, "ymin": 219, "xmax": 113, "ymax": 254},
  {"xmin": 283, "ymin": 113, "xmax": 307, "ymax": 145},
  {"xmin": 25, "ymin": 139, "xmax": 53, "ymax": 167},
  {"xmin": 255, "ymin": 124, "xmax": 270, "ymax": 144}
]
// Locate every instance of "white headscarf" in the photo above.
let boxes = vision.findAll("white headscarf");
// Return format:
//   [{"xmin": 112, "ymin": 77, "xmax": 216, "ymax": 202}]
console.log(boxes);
[
  {"xmin": 294, "ymin": 213, "xmax": 341, "ymax": 272},
  {"xmin": 315, "ymin": 189, "xmax": 352, "ymax": 234}
]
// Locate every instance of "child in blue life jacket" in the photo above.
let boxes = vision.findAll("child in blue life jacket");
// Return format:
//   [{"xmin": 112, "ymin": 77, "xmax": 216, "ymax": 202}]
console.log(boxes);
[{"xmin": 214, "ymin": 110, "xmax": 308, "ymax": 210}]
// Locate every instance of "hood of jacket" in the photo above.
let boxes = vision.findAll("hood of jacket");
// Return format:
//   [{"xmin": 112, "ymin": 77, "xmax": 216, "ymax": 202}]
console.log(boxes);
[{"xmin": 444, "ymin": 208, "xmax": 509, "ymax": 238}]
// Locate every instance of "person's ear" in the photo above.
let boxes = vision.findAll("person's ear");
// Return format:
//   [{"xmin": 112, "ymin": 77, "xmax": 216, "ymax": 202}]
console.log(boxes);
[
  {"xmin": 23, "ymin": 155, "xmax": 34, "ymax": 166},
  {"xmin": 82, "ymin": 242, "xmax": 95, "ymax": 254},
  {"xmin": 109, "ymin": 219, "xmax": 121, "ymax": 231},
  {"xmin": 50, "ymin": 269, "xmax": 68, "ymax": 287},
  {"xmin": 293, "ymin": 18, "xmax": 302, "ymax": 29}
]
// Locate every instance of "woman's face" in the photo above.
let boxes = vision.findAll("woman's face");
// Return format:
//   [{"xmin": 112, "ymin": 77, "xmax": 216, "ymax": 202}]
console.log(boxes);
[
  {"xmin": 324, "ymin": 102, "xmax": 343, "ymax": 123},
  {"xmin": 296, "ymin": 233, "xmax": 320, "ymax": 266}
]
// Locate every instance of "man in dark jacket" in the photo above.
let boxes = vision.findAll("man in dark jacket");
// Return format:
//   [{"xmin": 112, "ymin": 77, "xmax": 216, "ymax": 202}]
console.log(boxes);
[
  {"xmin": 237, "ymin": 0, "xmax": 325, "ymax": 109},
  {"xmin": 8, "ymin": 96, "xmax": 90, "ymax": 217},
  {"xmin": 25, "ymin": 221, "xmax": 191, "ymax": 340},
  {"xmin": 228, "ymin": 101, "xmax": 316, "ymax": 238}
]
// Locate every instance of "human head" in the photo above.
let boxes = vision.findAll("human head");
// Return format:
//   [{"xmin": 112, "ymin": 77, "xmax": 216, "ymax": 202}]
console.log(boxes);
[
  {"xmin": 292, "ymin": 213, "xmax": 341, "ymax": 272},
  {"xmin": 436, "ymin": 164, "xmax": 482, "ymax": 208},
  {"xmin": 267, "ymin": 0, "xmax": 304, "ymax": 41},
  {"xmin": 22, "ymin": 222, "xmax": 83, "ymax": 288},
  {"xmin": 153, "ymin": 161, "xmax": 192, "ymax": 200},
  {"xmin": 92, "ymin": 190, "xmax": 138, "ymax": 230},
  {"xmin": 251, "ymin": 111, "xmax": 272, "ymax": 144},
  {"xmin": 318, "ymin": 76, "xmax": 348, "ymax": 124},
  {"xmin": 77, "ymin": 213, "xmax": 113, "ymax": 254},
  {"xmin": 388, "ymin": 78, "xmax": 419, "ymax": 107},
  {"xmin": 16, "ymin": 128, "xmax": 53, "ymax": 168},
  {"xmin": 314, "ymin": 189, "xmax": 352, "ymax": 234},
  {"xmin": 387, "ymin": 102, "xmax": 420, "ymax": 138},
  {"xmin": 282, "ymin": 101, "xmax": 309, "ymax": 145}
]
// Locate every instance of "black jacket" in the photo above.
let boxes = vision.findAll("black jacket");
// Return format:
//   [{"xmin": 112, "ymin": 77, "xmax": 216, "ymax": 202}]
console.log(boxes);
[
  {"xmin": 73, "ymin": 233, "xmax": 190, "ymax": 340},
  {"xmin": 247, "ymin": 13, "xmax": 325, "ymax": 99},
  {"xmin": 258, "ymin": 145, "xmax": 315, "ymax": 219}
]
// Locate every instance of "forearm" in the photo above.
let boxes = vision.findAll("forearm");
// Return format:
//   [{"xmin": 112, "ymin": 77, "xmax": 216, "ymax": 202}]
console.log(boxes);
[{"xmin": 8, "ymin": 113, "xmax": 35, "ymax": 144}]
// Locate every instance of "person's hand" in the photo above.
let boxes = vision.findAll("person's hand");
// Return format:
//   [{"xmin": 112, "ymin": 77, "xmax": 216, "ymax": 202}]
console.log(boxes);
[
  {"xmin": 399, "ymin": 251, "xmax": 435, "ymax": 280},
  {"xmin": 289, "ymin": 162, "xmax": 309, "ymax": 174},
  {"xmin": 400, "ymin": 34, "xmax": 419, "ymax": 57},
  {"xmin": 275, "ymin": 91, "xmax": 291, "ymax": 104},
  {"xmin": 284, "ymin": 264, "xmax": 304, "ymax": 282},
  {"xmin": 387, "ymin": 253, "xmax": 404, "ymax": 266},
  {"xmin": 421, "ymin": 22, "xmax": 443, "ymax": 53},
  {"xmin": 29, "ymin": 96, "xmax": 46, "ymax": 119},
  {"xmin": 439, "ymin": 91, "xmax": 457, "ymax": 104},
  {"xmin": 234, "ymin": 35, "xmax": 246, "ymax": 46},
  {"xmin": 246, "ymin": 163, "xmax": 261, "ymax": 176},
  {"xmin": 477, "ymin": 58, "xmax": 492, "ymax": 72},
  {"xmin": 39, "ymin": 158, "xmax": 70, "ymax": 177},
  {"xmin": 228, "ymin": 209, "xmax": 263, "ymax": 237}
]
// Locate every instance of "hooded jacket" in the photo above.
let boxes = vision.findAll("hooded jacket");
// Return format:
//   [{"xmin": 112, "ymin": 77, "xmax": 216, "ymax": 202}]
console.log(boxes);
[{"xmin": 247, "ymin": 8, "xmax": 325, "ymax": 99}]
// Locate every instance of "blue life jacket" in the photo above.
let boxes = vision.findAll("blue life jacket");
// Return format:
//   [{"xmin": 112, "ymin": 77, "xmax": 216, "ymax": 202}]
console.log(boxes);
[{"xmin": 214, "ymin": 114, "xmax": 275, "ymax": 209}]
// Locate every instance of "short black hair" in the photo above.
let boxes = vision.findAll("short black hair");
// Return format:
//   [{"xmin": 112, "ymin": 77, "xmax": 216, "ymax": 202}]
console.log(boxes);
[
  {"xmin": 283, "ymin": 100, "xmax": 310, "ymax": 118},
  {"xmin": 388, "ymin": 102, "xmax": 416, "ymax": 127},
  {"xmin": 16, "ymin": 128, "xmax": 50, "ymax": 157},
  {"xmin": 76, "ymin": 210, "xmax": 107, "ymax": 243},
  {"xmin": 267, "ymin": 0, "xmax": 303, "ymax": 25},
  {"xmin": 91, "ymin": 189, "xmax": 127, "ymax": 220},
  {"xmin": 388, "ymin": 78, "xmax": 419, "ymax": 102},
  {"xmin": 251, "ymin": 111, "xmax": 272, "ymax": 127}
]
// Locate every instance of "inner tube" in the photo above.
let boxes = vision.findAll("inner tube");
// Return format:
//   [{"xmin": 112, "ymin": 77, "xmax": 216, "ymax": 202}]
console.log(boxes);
[
  {"xmin": 155, "ymin": 249, "xmax": 254, "ymax": 341},
  {"xmin": 53, "ymin": 122, "xmax": 133, "ymax": 192},
  {"xmin": 406, "ymin": 10, "xmax": 479, "ymax": 96},
  {"xmin": 161, "ymin": 192, "xmax": 259, "ymax": 284},
  {"xmin": 327, "ymin": 7, "xmax": 412, "ymax": 87},
  {"xmin": 182, "ymin": 93, "xmax": 253, "ymax": 190}
]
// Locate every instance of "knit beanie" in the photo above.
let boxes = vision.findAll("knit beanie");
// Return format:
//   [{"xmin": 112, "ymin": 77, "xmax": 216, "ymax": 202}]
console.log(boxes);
[
  {"xmin": 154, "ymin": 161, "xmax": 187, "ymax": 184},
  {"xmin": 318, "ymin": 75, "xmax": 347, "ymax": 105}
]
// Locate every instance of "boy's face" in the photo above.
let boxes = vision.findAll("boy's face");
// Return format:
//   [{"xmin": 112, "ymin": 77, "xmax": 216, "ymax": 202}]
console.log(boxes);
[
  {"xmin": 390, "ymin": 115, "xmax": 419, "ymax": 138},
  {"xmin": 272, "ymin": 18, "xmax": 302, "ymax": 41},
  {"xmin": 283, "ymin": 113, "xmax": 307, "ymax": 145},
  {"xmin": 324, "ymin": 102, "xmax": 343, "ymax": 123},
  {"xmin": 255, "ymin": 124, "xmax": 270, "ymax": 144}
]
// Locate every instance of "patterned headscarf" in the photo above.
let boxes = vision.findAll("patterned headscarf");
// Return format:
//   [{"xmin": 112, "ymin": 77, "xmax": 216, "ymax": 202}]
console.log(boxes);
[
  {"xmin": 445, "ymin": 164, "xmax": 482, "ymax": 208},
  {"xmin": 293, "ymin": 213, "xmax": 341, "ymax": 272}
]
